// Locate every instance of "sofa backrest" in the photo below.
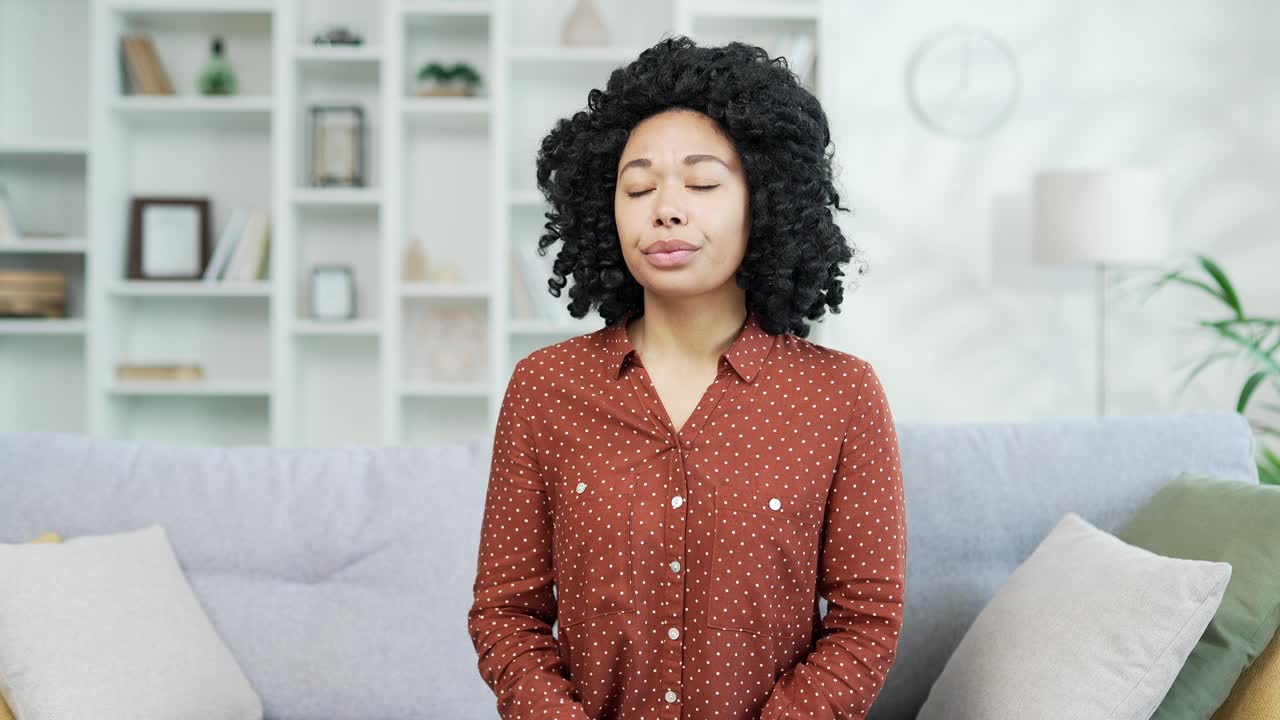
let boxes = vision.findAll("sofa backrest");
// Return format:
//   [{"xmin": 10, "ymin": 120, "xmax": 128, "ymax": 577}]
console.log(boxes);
[
  {"xmin": 868, "ymin": 410, "xmax": 1259, "ymax": 720},
  {"xmin": 0, "ymin": 410, "xmax": 1260, "ymax": 720},
  {"xmin": 0, "ymin": 431, "xmax": 498, "ymax": 719}
]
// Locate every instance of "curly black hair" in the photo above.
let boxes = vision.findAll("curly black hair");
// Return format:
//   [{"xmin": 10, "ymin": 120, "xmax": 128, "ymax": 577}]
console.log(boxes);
[{"xmin": 533, "ymin": 34, "xmax": 866, "ymax": 339}]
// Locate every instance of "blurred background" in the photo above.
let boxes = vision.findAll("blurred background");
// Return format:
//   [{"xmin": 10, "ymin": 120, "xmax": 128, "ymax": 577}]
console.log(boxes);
[{"xmin": 0, "ymin": 0, "xmax": 1276, "ymax": 469}]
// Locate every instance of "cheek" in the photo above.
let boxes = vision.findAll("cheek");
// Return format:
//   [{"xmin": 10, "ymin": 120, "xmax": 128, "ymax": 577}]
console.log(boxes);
[{"xmin": 614, "ymin": 198, "xmax": 641, "ymax": 237}]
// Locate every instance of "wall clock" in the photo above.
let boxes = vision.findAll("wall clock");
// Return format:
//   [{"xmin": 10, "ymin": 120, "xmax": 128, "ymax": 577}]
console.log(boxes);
[{"xmin": 905, "ymin": 24, "xmax": 1021, "ymax": 140}]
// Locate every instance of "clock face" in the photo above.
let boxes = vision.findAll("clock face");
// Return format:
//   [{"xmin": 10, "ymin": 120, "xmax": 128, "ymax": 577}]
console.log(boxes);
[{"xmin": 906, "ymin": 25, "xmax": 1020, "ymax": 139}]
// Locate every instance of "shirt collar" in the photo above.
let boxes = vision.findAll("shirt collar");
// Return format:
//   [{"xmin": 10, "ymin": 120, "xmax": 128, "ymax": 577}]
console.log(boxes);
[{"xmin": 604, "ymin": 308, "xmax": 777, "ymax": 383}]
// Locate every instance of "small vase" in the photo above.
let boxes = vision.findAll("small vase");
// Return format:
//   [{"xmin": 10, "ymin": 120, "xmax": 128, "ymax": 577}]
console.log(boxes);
[
  {"xmin": 403, "ymin": 235, "xmax": 428, "ymax": 283},
  {"xmin": 561, "ymin": 0, "xmax": 609, "ymax": 47},
  {"xmin": 197, "ymin": 36, "xmax": 238, "ymax": 96}
]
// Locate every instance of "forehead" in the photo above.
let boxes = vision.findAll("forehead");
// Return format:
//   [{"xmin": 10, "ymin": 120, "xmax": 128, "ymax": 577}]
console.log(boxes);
[{"xmin": 618, "ymin": 110, "xmax": 737, "ymax": 166}]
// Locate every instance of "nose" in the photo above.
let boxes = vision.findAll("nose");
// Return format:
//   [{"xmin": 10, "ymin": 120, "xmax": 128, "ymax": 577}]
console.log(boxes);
[{"xmin": 653, "ymin": 204, "xmax": 686, "ymax": 227}]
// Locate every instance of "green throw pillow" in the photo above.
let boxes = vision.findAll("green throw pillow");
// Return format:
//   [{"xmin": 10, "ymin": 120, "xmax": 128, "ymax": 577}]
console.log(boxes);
[{"xmin": 1115, "ymin": 472, "xmax": 1280, "ymax": 720}]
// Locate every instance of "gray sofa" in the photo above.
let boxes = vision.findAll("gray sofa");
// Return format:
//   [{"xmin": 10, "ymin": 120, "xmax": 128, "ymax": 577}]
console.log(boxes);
[{"xmin": 0, "ymin": 410, "xmax": 1259, "ymax": 719}]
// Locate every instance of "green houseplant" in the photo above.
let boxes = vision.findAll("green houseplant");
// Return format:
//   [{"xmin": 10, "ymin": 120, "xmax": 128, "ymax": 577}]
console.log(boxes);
[
  {"xmin": 1145, "ymin": 254, "xmax": 1280, "ymax": 484},
  {"xmin": 415, "ymin": 61, "xmax": 482, "ymax": 97}
]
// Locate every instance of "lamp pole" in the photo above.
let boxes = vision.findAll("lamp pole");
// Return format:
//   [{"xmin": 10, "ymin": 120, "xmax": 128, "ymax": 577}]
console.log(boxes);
[{"xmin": 1096, "ymin": 263, "xmax": 1107, "ymax": 419}]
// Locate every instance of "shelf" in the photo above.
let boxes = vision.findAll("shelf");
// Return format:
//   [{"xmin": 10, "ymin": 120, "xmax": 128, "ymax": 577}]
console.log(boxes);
[
  {"xmin": 508, "ymin": 46, "xmax": 645, "ymax": 64},
  {"xmin": 401, "ymin": 381, "xmax": 490, "ymax": 398},
  {"xmin": 401, "ymin": 282, "xmax": 490, "ymax": 299},
  {"xmin": 688, "ymin": 1, "xmax": 822, "ymax": 21},
  {"xmin": 111, "ymin": 95, "xmax": 274, "ymax": 115},
  {"xmin": 0, "ymin": 237, "xmax": 89, "ymax": 254},
  {"xmin": 0, "ymin": 140, "xmax": 88, "ymax": 157},
  {"xmin": 401, "ymin": 0, "xmax": 492, "ymax": 18},
  {"xmin": 293, "ymin": 319, "xmax": 382, "ymax": 336},
  {"xmin": 294, "ymin": 45, "xmax": 383, "ymax": 64},
  {"xmin": 403, "ymin": 96, "xmax": 490, "ymax": 116},
  {"xmin": 293, "ymin": 187, "xmax": 382, "ymax": 207},
  {"xmin": 0, "ymin": 319, "xmax": 87, "ymax": 336},
  {"xmin": 509, "ymin": 318, "xmax": 597, "ymax": 335},
  {"xmin": 107, "ymin": 1, "xmax": 274, "ymax": 15},
  {"xmin": 107, "ymin": 380, "xmax": 272, "ymax": 397},
  {"xmin": 111, "ymin": 281, "xmax": 272, "ymax": 298}
]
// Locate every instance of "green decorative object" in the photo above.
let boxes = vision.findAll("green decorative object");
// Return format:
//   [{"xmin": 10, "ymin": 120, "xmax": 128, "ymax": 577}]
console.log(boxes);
[
  {"xmin": 415, "ymin": 61, "xmax": 482, "ymax": 97},
  {"xmin": 197, "ymin": 36, "xmax": 238, "ymax": 96},
  {"xmin": 1144, "ymin": 254, "xmax": 1280, "ymax": 484}
]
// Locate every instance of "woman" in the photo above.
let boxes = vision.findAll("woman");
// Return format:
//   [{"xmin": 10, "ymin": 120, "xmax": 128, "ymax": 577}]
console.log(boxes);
[{"xmin": 468, "ymin": 36, "xmax": 906, "ymax": 720}]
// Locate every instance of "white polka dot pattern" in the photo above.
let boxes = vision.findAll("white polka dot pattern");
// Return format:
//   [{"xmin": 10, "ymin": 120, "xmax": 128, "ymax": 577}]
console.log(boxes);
[{"xmin": 467, "ymin": 309, "xmax": 907, "ymax": 720}]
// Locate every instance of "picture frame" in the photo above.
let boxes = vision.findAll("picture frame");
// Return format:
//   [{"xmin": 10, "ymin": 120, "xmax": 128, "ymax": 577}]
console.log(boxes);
[
  {"xmin": 309, "ymin": 105, "xmax": 366, "ymax": 187},
  {"xmin": 309, "ymin": 264, "xmax": 357, "ymax": 320},
  {"xmin": 127, "ymin": 196, "xmax": 211, "ymax": 280}
]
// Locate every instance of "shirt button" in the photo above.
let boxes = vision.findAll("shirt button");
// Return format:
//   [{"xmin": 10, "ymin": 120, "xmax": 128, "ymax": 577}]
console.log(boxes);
[
  {"xmin": 671, "ymin": 495, "xmax": 683, "ymax": 509},
  {"xmin": 769, "ymin": 497, "xmax": 782, "ymax": 511},
  {"xmin": 669, "ymin": 560, "xmax": 681, "ymax": 573},
  {"xmin": 665, "ymin": 690, "xmax": 678, "ymax": 703},
  {"xmin": 575, "ymin": 482, "xmax": 587, "ymax": 494},
  {"xmin": 668, "ymin": 626, "xmax": 680, "ymax": 640}
]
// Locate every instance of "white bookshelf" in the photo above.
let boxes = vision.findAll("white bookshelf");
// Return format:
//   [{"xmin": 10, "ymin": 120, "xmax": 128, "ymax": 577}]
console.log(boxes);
[{"xmin": 1, "ymin": 0, "xmax": 832, "ymax": 446}]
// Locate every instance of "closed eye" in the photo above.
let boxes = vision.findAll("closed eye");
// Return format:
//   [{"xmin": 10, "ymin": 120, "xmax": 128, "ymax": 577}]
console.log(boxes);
[{"xmin": 626, "ymin": 185, "xmax": 720, "ymax": 198}]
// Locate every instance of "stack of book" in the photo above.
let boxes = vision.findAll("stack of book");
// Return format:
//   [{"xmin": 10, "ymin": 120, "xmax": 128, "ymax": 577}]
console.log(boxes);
[
  {"xmin": 204, "ymin": 209, "xmax": 271, "ymax": 283},
  {"xmin": 119, "ymin": 33, "xmax": 174, "ymax": 95}
]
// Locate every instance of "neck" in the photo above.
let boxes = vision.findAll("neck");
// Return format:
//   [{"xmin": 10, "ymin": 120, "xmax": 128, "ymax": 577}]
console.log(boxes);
[{"xmin": 627, "ymin": 293, "xmax": 748, "ymax": 367}]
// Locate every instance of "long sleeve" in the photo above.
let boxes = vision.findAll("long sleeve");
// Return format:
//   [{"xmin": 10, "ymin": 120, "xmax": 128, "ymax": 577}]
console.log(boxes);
[
  {"xmin": 467, "ymin": 358, "xmax": 591, "ymax": 720},
  {"xmin": 759, "ymin": 361, "xmax": 908, "ymax": 720}
]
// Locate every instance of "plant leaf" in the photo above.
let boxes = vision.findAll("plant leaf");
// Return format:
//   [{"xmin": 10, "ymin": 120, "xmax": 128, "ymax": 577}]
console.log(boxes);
[
  {"xmin": 1197, "ymin": 255, "xmax": 1244, "ymax": 320},
  {"xmin": 1238, "ymin": 371, "xmax": 1268, "ymax": 413},
  {"xmin": 1177, "ymin": 351, "xmax": 1233, "ymax": 396},
  {"xmin": 1206, "ymin": 323, "xmax": 1280, "ymax": 378}
]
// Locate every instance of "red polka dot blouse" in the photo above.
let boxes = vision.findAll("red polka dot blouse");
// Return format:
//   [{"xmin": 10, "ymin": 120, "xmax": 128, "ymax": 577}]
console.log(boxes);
[{"xmin": 468, "ymin": 308, "xmax": 906, "ymax": 720}]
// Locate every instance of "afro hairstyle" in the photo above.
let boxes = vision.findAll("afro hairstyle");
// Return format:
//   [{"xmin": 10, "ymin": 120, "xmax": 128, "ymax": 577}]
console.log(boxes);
[{"xmin": 532, "ymin": 34, "xmax": 866, "ymax": 339}]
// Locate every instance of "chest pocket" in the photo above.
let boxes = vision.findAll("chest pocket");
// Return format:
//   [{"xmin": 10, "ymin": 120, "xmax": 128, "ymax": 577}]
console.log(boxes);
[
  {"xmin": 552, "ymin": 469, "xmax": 638, "ymax": 628},
  {"xmin": 706, "ymin": 482, "xmax": 825, "ymax": 636}
]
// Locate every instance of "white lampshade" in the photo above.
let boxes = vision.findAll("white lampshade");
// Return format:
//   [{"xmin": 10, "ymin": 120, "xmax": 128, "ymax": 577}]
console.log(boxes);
[{"xmin": 1032, "ymin": 168, "xmax": 1170, "ymax": 266}]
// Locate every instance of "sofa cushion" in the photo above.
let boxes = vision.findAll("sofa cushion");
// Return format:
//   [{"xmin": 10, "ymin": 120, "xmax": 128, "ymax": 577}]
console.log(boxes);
[
  {"xmin": 1115, "ymin": 472, "xmax": 1280, "ymax": 720},
  {"xmin": 1212, "ymin": 627, "xmax": 1280, "ymax": 719},
  {"xmin": 916, "ymin": 512, "xmax": 1232, "ymax": 720},
  {"xmin": 0, "ymin": 532, "xmax": 62, "ymax": 720},
  {"xmin": 0, "ymin": 525, "xmax": 262, "ymax": 720}
]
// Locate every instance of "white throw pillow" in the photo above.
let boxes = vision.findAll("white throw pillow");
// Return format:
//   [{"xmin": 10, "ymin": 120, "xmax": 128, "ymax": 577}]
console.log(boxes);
[
  {"xmin": 0, "ymin": 525, "xmax": 263, "ymax": 720},
  {"xmin": 917, "ymin": 511, "xmax": 1232, "ymax": 720}
]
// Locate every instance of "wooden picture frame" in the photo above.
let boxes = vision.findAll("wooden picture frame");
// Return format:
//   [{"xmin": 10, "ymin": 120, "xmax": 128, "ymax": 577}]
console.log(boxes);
[
  {"xmin": 127, "ymin": 196, "xmax": 211, "ymax": 280},
  {"xmin": 309, "ymin": 105, "xmax": 366, "ymax": 187}
]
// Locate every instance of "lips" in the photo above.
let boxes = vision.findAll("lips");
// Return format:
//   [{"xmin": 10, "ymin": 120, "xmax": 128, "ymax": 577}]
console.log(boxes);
[{"xmin": 645, "ymin": 238, "xmax": 699, "ymax": 254}]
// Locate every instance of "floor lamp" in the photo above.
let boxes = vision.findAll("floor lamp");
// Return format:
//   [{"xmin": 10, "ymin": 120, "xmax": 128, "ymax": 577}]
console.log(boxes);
[{"xmin": 1032, "ymin": 169, "xmax": 1170, "ymax": 418}]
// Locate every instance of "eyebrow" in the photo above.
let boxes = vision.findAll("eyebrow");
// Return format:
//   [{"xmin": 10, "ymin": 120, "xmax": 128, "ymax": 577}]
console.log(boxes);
[{"xmin": 617, "ymin": 154, "xmax": 729, "ymax": 179}]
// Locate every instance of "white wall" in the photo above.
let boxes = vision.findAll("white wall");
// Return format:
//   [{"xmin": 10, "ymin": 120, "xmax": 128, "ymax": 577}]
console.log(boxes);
[{"xmin": 823, "ymin": 0, "xmax": 1280, "ymax": 425}]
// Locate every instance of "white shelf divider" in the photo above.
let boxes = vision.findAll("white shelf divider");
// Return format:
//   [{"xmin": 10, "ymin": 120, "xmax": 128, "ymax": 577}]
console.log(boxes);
[{"xmin": 0, "ymin": 238, "xmax": 89, "ymax": 254}]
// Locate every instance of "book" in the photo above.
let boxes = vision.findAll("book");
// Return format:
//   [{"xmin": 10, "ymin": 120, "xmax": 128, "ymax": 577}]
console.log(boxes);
[
  {"xmin": 0, "ymin": 183, "xmax": 21, "ymax": 244},
  {"xmin": 203, "ymin": 209, "xmax": 247, "ymax": 282},
  {"xmin": 254, "ymin": 226, "xmax": 271, "ymax": 280},
  {"xmin": 122, "ymin": 35, "xmax": 152, "ymax": 94},
  {"xmin": 115, "ymin": 363, "xmax": 205, "ymax": 382},
  {"xmin": 136, "ymin": 33, "xmax": 174, "ymax": 94},
  {"xmin": 121, "ymin": 33, "xmax": 173, "ymax": 95},
  {"xmin": 118, "ymin": 36, "xmax": 134, "ymax": 95},
  {"xmin": 226, "ymin": 210, "xmax": 269, "ymax": 282}
]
